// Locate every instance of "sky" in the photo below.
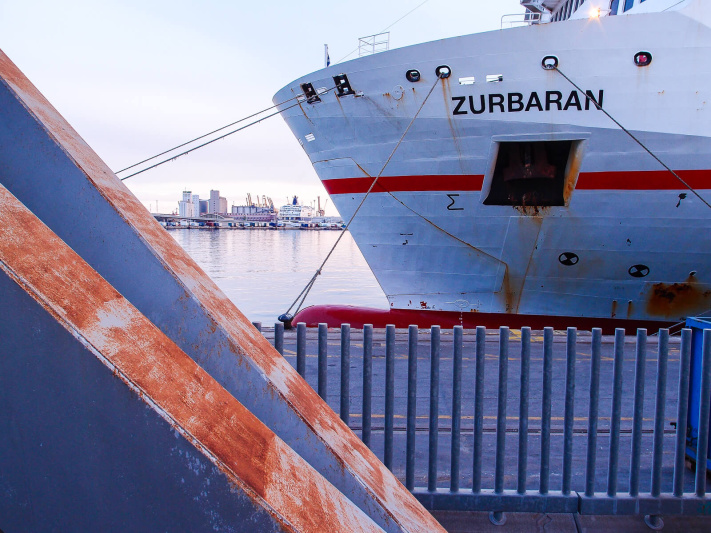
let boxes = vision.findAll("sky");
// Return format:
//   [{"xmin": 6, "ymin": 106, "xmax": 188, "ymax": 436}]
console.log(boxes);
[{"xmin": 0, "ymin": 0, "xmax": 524, "ymax": 215}]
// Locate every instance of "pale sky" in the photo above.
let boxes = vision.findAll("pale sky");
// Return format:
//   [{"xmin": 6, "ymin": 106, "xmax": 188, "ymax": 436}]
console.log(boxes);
[{"xmin": 0, "ymin": 0, "xmax": 524, "ymax": 215}]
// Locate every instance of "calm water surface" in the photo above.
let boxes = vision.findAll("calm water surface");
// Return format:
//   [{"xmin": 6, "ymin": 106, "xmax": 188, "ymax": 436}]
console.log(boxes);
[{"xmin": 170, "ymin": 228, "xmax": 388, "ymax": 324}]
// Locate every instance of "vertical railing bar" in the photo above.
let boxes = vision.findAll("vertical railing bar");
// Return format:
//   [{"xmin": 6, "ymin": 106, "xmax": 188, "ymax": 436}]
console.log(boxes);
[
  {"xmin": 650, "ymin": 329, "xmax": 669, "ymax": 497},
  {"xmin": 585, "ymin": 328, "xmax": 602, "ymax": 497},
  {"xmin": 451, "ymin": 326, "xmax": 463, "ymax": 492},
  {"xmin": 562, "ymin": 327, "xmax": 577, "ymax": 495},
  {"xmin": 607, "ymin": 328, "xmax": 626, "ymax": 497},
  {"xmin": 472, "ymin": 326, "xmax": 486, "ymax": 494},
  {"xmin": 362, "ymin": 324, "xmax": 373, "ymax": 449},
  {"xmin": 340, "ymin": 324, "xmax": 351, "ymax": 424},
  {"xmin": 384, "ymin": 324, "xmax": 395, "ymax": 471},
  {"xmin": 495, "ymin": 326, "xmax": 509, "ymax": 495},
  {"xmin": 629, "ymin": 328, "xmax": 648, "ymax": 497},
  {"xmin": 318, "ymin": 323, "xmax": 328, "ymax": 401},
  {"xmin": 695, "ymin": 329, "xmax": 711, "ymax": 497},
  {"xmin": 274, "ymin": 322, "xmax": 284, "ymax": 355},
  {"xmin": 540, "ymin": 327, "xmax": 554, "ymax": 495},
  {"xmin": 517, "ymin": 327, "xmax": 531, "ymax": 495},
  {"xmin": 428, "ymin": 326, "xmax": 441, "ymax": 492},
  {"xmin": 406, "ymin": 325, "xmax": 418, "ymax": 491},
  {"xmin": 673, "ymin": 329, "xmax": 692, "ymax": 497},
  {"xmin": 296, "ymin": 322, "xmax": 306, "ymax": 378}
]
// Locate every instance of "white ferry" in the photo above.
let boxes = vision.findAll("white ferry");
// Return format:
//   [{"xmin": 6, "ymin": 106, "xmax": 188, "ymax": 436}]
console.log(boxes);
[
  {"xmin": 274, "ymin": 0, "xmax": 711, "ymax": 331},
  {"xmin": 278, "ymin": 196, "xmax": 316, "ymax": 228}
]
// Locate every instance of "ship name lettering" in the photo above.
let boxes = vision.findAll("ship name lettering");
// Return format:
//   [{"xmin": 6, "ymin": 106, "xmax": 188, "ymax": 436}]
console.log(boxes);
[{"xmin": 451, "ymin": 90, "xmax": 603, "ymax": 115}]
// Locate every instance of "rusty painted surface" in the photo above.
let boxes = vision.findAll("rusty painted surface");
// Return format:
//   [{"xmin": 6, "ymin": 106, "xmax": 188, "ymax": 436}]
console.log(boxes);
[
  {"xmin": 0, "ymin": 49, "xmax": 445, "ymax": 532},
  {"xmin": 645, "ymin": 276, "xmax": 711, "ymax": 319},
  {"xmin": 0, "ymin": 183, "xmax": 384, "ymax": 533}
]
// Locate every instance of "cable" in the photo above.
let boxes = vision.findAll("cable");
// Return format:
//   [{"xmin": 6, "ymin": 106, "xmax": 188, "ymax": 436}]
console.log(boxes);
[
  {"xmin": 115, "ymin": 93, "xmax": 305, "ymax": 175},
  {"xmin": 336, "ymin": 0, "xmax": 431, "ymax": 64},
  {"xmin": 554, "ymin": 66, "xmax": 711, "ymax": 210},
  {"xmin": 119, "ymin": 103, "xmax": 300, "ymax": 180},
  {"xmin": 119, "ymin": 86, "xmax": 337, "ymax": 180},
  {"xmin": 279, "ymin": 75, "xmax": 444, "ymax": 325}
]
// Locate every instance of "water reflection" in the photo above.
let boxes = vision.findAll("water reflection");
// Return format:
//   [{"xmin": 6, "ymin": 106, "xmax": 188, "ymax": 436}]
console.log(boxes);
[{"xmin": 170, "ymin": 229, "xmax": 388, "ymax": 323}]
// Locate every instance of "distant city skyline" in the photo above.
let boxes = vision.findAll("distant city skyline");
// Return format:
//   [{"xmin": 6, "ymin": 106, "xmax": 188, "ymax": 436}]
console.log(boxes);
[{"xmin": 1, "ymin": 1, "xmax": 524, "ymax": 217}]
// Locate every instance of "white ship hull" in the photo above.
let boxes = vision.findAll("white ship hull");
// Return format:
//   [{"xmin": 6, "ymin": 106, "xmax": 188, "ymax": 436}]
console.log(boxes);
[{"xmin": 275, "ymin": 1, "xmax": 711, "ymax": 328}]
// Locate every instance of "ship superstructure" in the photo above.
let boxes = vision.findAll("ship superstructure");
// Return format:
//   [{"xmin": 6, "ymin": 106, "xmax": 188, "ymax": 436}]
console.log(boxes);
[{"xmin": 274, "ymin": 0, "xmax": 711, "ymax": 329}]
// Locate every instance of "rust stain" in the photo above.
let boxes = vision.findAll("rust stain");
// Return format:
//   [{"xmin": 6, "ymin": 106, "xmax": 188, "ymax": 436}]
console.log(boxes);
[
  {"xmin": 420, "ymin": 301, "xmax": 427, "ymax": 309},
  {"xmin": 0, "ymin": 51, "xmax": 447, "ymax": 533},
  {"xmin": 611, "ymin": 300, "xmax": 618, "ymax": 318},
  {"xmin": 0, "ymin": 184, "xmax": 385, "ymax": 533},
  {"xmin": 646, "ymin": 277, "xmax": 711, "ymax": 318}
]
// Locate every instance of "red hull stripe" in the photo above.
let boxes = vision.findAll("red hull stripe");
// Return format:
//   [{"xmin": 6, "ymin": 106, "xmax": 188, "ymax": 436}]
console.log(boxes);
[
  {"xmin": 293, "ymin": 305, "xmax": 672, "ymax": 335},
  {"xmin": 322, "ymin": 170, "xmax": 711, "ymax": 194}
]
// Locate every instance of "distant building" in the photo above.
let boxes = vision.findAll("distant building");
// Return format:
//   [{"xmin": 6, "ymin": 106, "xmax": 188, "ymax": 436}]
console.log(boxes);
[
  {"xmin": 191, "ymin": 193, "xmax": 200, "ymax": 216},
  {"xmin": 209, "ymin": 189, "xmax": 228, "ymax": 215},
  {"xmin": 199, "ymin": 199, "xmax": 208, "ymax": 215},
  {"xmin": 179, "ymin": 190, "xmax": 196, "ymax": 218}
]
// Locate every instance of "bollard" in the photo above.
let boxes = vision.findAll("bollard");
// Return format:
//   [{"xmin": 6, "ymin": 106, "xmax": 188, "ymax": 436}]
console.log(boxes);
[
  {"xmin": 340, "ymin": 324, "xmax": 351, "ymax": 425},
  {"xmin": 540, "ymin": 327, "xmax": 553, "ymax": 495},
  {"xmin": 318, "ymin": 323, "xmax": 328, "ymax": 401},
  {"xmin": 406, "ymin": 325, "xmax": 418, "ymax": 491},
  {"xmin": 472, "ymin": 326, "xmax": 486, "ymax": 494},
  {"xmin": 695, "ymin": 329, "xmax": 711, "ymax": 497},
  {"xmin": 517, "ymin": 327, "xmax": 530, "ymax": 495},
  {"xmin": 384, "ymin": 324, "xmax": 395, "ymax": 471},
  {"xmin": 673, "ymin": 329, "xmax": 692, "ymax": 497},
  {"xmin": 629, "ymin": 329, "xmax": 647, "ymax": 497},
  {"xmin": 607, "ymin": 328, "xmax": 626, "ymax": 497},
  {"xmin": 428, "ymin": 326, "xmax": 440, "ymax": 492},
  {"xmin": 252, "ymin": 321, "xmax": 261, "ymax": 333},
  {"xmin": 362, "ymin": 324, "xmax": 373, "ymax": 448},
  {"xmin": 646, "ymin": 329, "xmax": 669, "ymax": 531},
  {"xmin": 585, "ymin": 328, "xmax": 602, "ymax": 497},
  {"xmin": 562, "ymin": 327, "xmax": 577, "ymax": 495},
  {"xmin": 451, "ymin": 326, "xmax": 462, "ymax": 493},
  {"xmin": 274, "ymin": 322, "xmax": 284, "ymax": 356},
  {"xmin": 296, "ymin": 322, "xmax": 306, "ymax": 377}
]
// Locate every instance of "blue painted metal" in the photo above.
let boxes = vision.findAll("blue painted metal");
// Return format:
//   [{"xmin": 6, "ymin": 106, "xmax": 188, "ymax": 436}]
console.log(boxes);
[
  {"xmin": 385, "ymin": 324, "xmax": 396, "ymax": 470},
  {"xmin": 517, "ymin": 327, "xmax": 530, "ymax": 496},
  {"xmin": 318, "ymin": 323, "xmax": 328, "ymax": 400},
  {"xmin": 340, "ymin": 324, "xmax": 351, "ymax": 424},
  {"xmin": 686, "ymin": 317, "xmax": 711, "ymax": 472},
  {"xmin": 585, "ymin": 328, "xmax": 602, "ymax": 497},
  {"xmin": 472, "ymin": 326, "xmax": 486, "ymax": 494},
  {"xmin": 451, "ymin": 326, "xmax": 462, "ymax": 493},
  {"xmin": 406, "ymin": 325, "xmax": 418, "ymax": 491},
  {"xmin": 363, "ymin": 324, "xmax": 373, "ymax": 448},
  {"xmin": 540, "ymin": 327, "xmax": 553, "ymax": 495},
  {"xmin": 674, "ymin": 329, "xmax": 692, "ymax": 497},
  {"xmin": 630, "ymin": 329, "xmax": 647, "ymax": 497},
  {"xmin": 0, "ymin": 51, "xmax": 444, "ymax": 533},
  {"xmin": 607, "ymin": 328, "xmax": 626, "ymax": 497},
  {"xmin": 428, "ymin": 326, "xmax": 440, "ymax": 492},
  {"xmin": 297, "ymin": 322, "xmax": 307, "ymax": 377},
  {"xmin": 562, "ymin": 327, "xmax": 576, "ymax": 496}
]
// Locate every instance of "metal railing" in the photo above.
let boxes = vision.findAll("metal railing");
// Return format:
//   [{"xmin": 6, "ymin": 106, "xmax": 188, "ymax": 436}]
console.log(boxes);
[
  {"xmin": 258, "ymin": 322, "xmax": 711, "ymax": 524},
  {"xmin": 358, "ymin": 32, "xmax": 390, "ymax": 57}
]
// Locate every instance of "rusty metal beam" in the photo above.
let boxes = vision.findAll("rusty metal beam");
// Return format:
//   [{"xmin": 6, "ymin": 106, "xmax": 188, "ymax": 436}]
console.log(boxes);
[
  {"xmin": 0, "ymin": 50, "xmax": 444, "ymax": 532},
  {"xmin": 0, "ymin": 184, "xmax": 386, "ymax": 532}
]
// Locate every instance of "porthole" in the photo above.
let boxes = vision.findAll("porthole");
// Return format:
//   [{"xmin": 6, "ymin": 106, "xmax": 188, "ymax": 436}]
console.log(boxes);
[
  {"xmin": 405, "ymin": 69, "xmax": 421, "ymax": 83},
  {"xmin": 634, "ymin": 51, "xmax": 652, "ymax": 67},
  {"xmin": 435, "ymin": 65, "xmax": 452, "ymax": 79}
]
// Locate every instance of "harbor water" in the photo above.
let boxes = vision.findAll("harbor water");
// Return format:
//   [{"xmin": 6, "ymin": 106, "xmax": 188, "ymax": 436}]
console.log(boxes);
[{"xmin": 170, "ymin": 228, "xmax": 389, "ymax": 324}]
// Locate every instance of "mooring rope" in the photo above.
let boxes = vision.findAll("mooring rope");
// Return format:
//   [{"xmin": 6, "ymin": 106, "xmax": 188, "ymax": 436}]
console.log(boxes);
[
  {"xmin": 279, "ymin": 74, "xmax": 445, "ymax": 326},
  {"xmin": 115, "ymin": 93, "xmax": 308, "ymax": 175},
  {"xmin": 117, "ymin": 88, "xmax": 337, "ymax": 180},
  {"xmin": 554, "ymin": 66, "xmax": 711, "ymax": 210}
]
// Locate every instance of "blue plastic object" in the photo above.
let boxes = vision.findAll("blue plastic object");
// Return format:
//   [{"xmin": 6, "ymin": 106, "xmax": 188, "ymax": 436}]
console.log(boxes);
[{"xmin": 685, "ymin": 317, "xmax": 711, "ymax": 471}]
